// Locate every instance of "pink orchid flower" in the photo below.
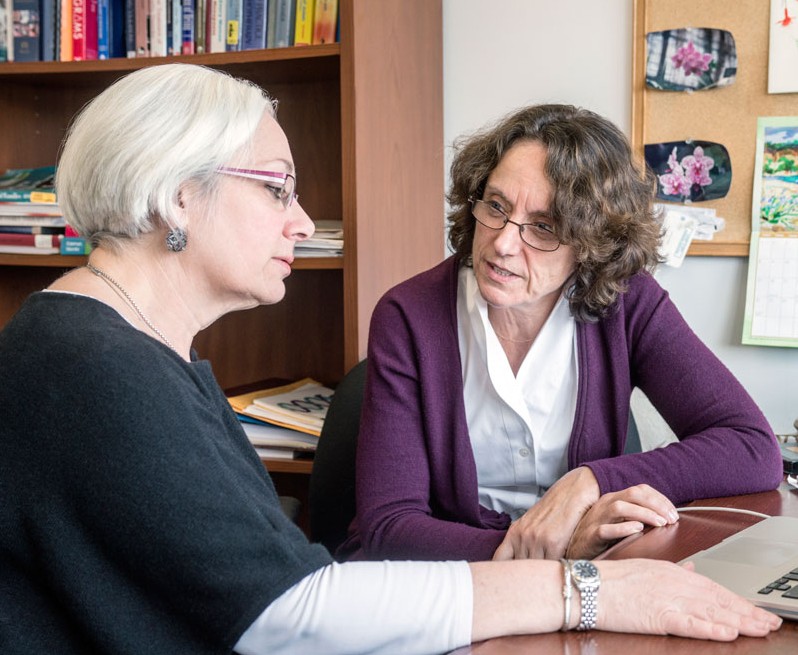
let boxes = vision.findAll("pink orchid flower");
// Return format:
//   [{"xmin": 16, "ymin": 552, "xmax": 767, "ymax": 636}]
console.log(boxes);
[
  {"xmin": 671, "ymin": 42, "xmax": 713, "ymax": 76},
  {"xmin": 681, "ymin": 146, "xmax": 714, "ymax": 187}
]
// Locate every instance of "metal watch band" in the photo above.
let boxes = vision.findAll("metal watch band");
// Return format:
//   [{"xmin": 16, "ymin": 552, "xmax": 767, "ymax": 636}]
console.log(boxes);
[
  {"xmin": 560, "ymin": 559, "xmax": 573, "ymax": 631},
  {"xmin": 569, "ymin": 560, "xmax": 600, "ymax": 631}
]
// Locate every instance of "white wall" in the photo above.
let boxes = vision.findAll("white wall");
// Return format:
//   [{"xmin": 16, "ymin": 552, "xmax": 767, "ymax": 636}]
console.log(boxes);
[{"xmin": 442, "ymin": 0, "xmax": 798, "ymax": 435}]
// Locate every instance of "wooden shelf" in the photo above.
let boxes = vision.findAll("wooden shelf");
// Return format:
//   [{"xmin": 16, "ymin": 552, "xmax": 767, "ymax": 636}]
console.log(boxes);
[{"xmin": 261, "ymin": 457, "xmax": 314, "ymax": 475}]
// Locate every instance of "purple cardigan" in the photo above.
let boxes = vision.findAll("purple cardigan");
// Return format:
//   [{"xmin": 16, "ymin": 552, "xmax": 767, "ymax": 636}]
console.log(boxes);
[{"xmin": 339, "ymin": 257, "xmax": 782, "ymax": 562}]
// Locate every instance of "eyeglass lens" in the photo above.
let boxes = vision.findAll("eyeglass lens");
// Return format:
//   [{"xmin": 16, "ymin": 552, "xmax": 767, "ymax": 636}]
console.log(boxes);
[{"xmin": 470, "ymin": 199, "xmax": 560, "ymax": 252}]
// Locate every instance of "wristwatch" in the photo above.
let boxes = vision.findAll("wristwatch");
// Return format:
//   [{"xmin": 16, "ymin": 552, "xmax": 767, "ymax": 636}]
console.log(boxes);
[{"xmin": 569, "ymin": 559, "xmax": 600, "ymax": 631}]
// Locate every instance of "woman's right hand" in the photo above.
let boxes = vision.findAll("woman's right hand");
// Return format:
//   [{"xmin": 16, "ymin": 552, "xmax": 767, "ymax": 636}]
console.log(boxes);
[{"xmin": 595, "ymin": 559, "xmax": 782, "ymax": 639}]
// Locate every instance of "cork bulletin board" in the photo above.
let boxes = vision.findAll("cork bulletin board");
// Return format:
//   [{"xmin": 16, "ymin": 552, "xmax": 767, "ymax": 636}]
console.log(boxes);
[{"xmin": 632, "ymin": 0, "xmax": 798, "ymax": 257}]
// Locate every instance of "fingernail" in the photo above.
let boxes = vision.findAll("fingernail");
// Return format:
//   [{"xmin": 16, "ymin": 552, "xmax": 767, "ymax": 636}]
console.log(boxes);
[
  {"xmin": 655, "ymin": 516, "xmax": 667, "ymax": 526},
  {"xmin": 668, "ymin": 510, "xmax": 679, "ymax": 522}
]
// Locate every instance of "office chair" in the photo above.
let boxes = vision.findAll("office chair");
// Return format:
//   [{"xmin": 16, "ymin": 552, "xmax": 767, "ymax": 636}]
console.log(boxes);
[{"xmin": 309, "ymin": 359, "xmax": 367, "ymax": 557}]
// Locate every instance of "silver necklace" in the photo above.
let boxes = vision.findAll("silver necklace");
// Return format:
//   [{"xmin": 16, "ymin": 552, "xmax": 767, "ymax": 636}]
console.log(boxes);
[{"xmin": 85, "ymin": 262, "xmax": 176, "ymax": 352}]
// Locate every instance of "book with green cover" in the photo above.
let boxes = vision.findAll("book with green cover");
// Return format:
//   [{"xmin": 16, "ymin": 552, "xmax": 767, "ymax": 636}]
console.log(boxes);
[{"xmin": 0, "ymin": 166, "xmax": 57, "ymax": 203}]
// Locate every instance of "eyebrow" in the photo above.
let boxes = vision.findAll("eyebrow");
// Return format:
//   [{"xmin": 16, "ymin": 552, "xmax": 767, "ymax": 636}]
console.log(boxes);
[{"xmin": 483, "ymin": 187, "xmax": 554, "ymax": 220}]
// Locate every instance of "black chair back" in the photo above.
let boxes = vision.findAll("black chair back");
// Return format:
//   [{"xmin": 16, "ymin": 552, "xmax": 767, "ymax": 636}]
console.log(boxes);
[{"xmin": 309, "ymin": 359, "xmax": 367, "ymax": 556}]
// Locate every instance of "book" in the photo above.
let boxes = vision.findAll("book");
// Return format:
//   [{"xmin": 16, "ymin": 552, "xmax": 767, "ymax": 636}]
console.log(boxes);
[
  {"xmin": 107, "ymin": 0, "xmax": 124, "ymax": 56},
  {"xmin": 310, "ymin": 0, "xmax": 333, "ymax": 44},
  {"xmin": 134, "ymin": 0, "xmax": 148, "ymax": 56},
  {"xmin": 60, "ymin": 234, "xmax": 91, "ymax": 254},
  {"xmin": 0, "ymin": 166, "xmax": 56, "ymax": 203},
  {"xmin": 193, "ymin": 0, "xmax": 204, "ymax": 52},
  {"xmin": 253, "ymin": 446, "xmax": 300, "ymax": 460},
  {"xmin": 0, "ymin": 215, "xmax": 66, "ymax": 227},
  {"xmin": 292, "ymin": 0, "xmax": 311, "ymax": 45},
  {"xmin": 167, "ymin": 0, "xmax": 179, "ymax": 52},
  {"xmin": 0, "ymin": 0, "xmax": 8, "ymax": 61},
  {"xmin": 0, "ymin": 201, "xmax": 62, "ymax": 217},
  {"xmin": 263, "ymin": 0, "xmax": 274, "ymax": 47},
  {"xmin": 149, "ymin": 0, "xmax": 166, "ymax": 56},
  {"xmin": 0, "ymin": 244, "xmax": 60, "ymax": 254},
  {"xmin": 58, "ymin": 0, "xmax": 72, "ymax": 59},
  {"xmin": 239, "ymin": 418, "xmax": 318, "ymax": 451},
  {"xmin": 0, "ymin": 224, "xmax": 63, "ymax": 234},
  {"xmin": 180, "ymin": 0, "xmax": 193, "ymax": 53},
  {"xmin": 223, "ymin": 0, "xmax": 240, "ymax": 50},
  {"xmin": 0, "ymin": 232, "xmax": 61, "ymax": 248},
  {"xmin": 228, "ymin": 377, "xmax": 334, "ymax": 436},
  {"xmin": 12, "ymin": 0, "xmax": 41, "ymax": 62},
  {"xmin": 40, "ymin": 0, "xmax": 56, "ymax": 59},
  {"xmin": 72, "ymin": 0, "xmax": 98, "ymax": 60},
  {"xmin": 240, "ymin": 0, "xmax": 265, "ymax": 50},
  {"xmin": 205, "ymin": 0, "xmax": 224, "ymax": 52},
  {"xmin": 269, "ymin": 0, "xmax": 292, "ymax": 47}
]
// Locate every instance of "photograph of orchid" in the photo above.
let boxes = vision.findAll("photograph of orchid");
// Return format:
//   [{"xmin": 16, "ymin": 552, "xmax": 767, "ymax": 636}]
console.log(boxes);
[
  {"xmin": 644, "ymin": 140, "xmax": 732, "ymax": 202},
  {"xmin": 645, "ymin": 27, "xmax": 737, "ymax": 92}
]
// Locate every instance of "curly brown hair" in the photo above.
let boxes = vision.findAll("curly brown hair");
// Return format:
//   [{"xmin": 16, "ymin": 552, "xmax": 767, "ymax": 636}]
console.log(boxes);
[{"xmin": 447, "ymin": 104, "xmax": 662, "ymax": 322}]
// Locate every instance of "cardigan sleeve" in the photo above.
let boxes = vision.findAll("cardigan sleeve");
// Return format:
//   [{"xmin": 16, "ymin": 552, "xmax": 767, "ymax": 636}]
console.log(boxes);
[{"xmin": 583, "ymin": 274, "xmax": 783, "ymax": 504}]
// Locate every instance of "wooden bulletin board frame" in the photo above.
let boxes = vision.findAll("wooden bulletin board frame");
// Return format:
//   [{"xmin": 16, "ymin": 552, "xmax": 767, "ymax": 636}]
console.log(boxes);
[{"xmin": 632, "ymin": 0, "xmax": 798, "ymax": 257}]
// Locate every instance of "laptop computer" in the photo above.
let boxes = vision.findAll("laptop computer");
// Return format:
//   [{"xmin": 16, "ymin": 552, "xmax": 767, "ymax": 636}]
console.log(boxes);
[{"xmin": 682, "ymin": 515, "xmax": 798, "ymax": 619}]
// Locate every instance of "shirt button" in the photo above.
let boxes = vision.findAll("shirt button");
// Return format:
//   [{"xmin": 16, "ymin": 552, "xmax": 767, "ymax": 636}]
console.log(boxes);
[{"xmin": 518, "ymin": 448, "xmax": 530, "ymax": 457}]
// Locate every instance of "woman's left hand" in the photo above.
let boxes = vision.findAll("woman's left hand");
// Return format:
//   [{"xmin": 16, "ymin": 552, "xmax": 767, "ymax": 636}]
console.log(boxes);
[{"xmin": 565, "ymin": 483, "xmax": 679, "ymax": 559}]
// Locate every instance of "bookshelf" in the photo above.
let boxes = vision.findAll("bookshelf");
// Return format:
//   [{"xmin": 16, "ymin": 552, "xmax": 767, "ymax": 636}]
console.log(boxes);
[{"xmin": 0, "ymin": 1, "xmax": 444, "ymax": 394}]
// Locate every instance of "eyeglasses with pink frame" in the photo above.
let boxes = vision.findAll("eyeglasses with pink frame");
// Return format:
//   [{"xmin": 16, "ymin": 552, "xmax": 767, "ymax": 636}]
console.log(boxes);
[{"xmin": 217, "ymin": 167, "xmax": 298, "ymax": 209}]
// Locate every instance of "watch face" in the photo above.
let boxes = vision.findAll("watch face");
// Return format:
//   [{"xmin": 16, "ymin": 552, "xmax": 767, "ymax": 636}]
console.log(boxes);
[{"xmin": 572, "ymin": 560, "xmax": 599, "ymax": 583}]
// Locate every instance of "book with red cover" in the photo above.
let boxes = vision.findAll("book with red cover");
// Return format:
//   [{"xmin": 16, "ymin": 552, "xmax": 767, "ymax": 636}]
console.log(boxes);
[
  {"xmin": 72, "ymin": 0, "xmax": 98, "ymax": 59},
  {"xmin": 0, "ymin": 232, "xmax": 61, "ymax": 247}
]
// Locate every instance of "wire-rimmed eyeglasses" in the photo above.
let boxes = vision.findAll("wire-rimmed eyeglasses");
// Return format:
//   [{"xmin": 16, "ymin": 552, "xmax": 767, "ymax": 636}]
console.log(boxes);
[
  {"xmin": 469, "ymin": 197, "xmax": 561, "ymax": 252},
  {"xmin": 217, "ymin": 167, "xmax": 298, "ymax": 210}
]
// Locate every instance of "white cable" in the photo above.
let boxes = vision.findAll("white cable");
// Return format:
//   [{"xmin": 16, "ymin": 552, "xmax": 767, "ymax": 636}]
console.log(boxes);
[{"xmin": 676, "ymin": 506, "xmax": 771, "ymax": 519}]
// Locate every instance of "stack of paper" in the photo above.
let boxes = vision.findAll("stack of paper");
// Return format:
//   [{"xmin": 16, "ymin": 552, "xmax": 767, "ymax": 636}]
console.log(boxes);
[
  {"xmin": 295, "ymin": 220, "xmax": 343, "ymax": 257},
  {"xmin": 229, "ymin": 379, "xmax": 335, "ymax": 458}
]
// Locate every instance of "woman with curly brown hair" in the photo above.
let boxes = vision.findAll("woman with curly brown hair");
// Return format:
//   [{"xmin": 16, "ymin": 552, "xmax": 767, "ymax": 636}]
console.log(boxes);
[{"xmin": 340, "ymin": 104, "xmax": 782, "ymax": 563}]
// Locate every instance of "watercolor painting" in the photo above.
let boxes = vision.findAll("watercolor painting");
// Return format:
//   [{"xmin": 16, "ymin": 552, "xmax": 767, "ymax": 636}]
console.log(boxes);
[
  {"xmin": 768, "ymin": 0, "xmax": 798, "ymax": 93},
  {"xmin": 756, "ymin": 119, "xmax": 798, "ymax": 231},
  {"xmin": 646, "ymin": 27, "xmax": 737, "ymax": 91},
  {"xmin": 644, "ymin": 140, "xmax": 732, "ymax": 202}
]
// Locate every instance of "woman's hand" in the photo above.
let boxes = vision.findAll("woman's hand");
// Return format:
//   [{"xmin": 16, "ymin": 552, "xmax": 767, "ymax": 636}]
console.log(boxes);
[
  {"xmin": 596, "ymin": 559, "xmax": 782, "ymax": 639},
  {"xmin": 565, "ymin": 484, "xmax": 678, "ymax": 559},
  {"xmin": 492, "ymin": 467, "xmax": 601, "ymax": 560}
]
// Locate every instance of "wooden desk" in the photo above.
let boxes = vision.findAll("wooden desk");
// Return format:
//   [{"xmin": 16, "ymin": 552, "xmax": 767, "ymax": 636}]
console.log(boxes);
[{"xmin": 450, "ymin": 480, "xmax": 798, "ymax": 654}]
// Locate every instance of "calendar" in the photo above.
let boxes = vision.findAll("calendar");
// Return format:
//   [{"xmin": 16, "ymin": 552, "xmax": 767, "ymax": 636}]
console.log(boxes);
[{"xmin": 742, "ymin": 117, "xmax": 798, "ymax": 347}]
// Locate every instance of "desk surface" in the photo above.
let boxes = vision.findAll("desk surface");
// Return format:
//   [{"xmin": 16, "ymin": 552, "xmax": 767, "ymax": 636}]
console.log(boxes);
[{"xmin": 450, "ymin": 480, "xmax": 798, "ymax": 654}]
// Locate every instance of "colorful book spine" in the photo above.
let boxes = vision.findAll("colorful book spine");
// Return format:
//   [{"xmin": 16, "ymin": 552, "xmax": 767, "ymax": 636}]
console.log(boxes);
[
  {"xmin": 96, "ymin": 0, "xmax": 109, "ymax": 57},
  {"xmin": 270, "ymin": 0, "xmax": 292, "ymax": 47},
  {"xmin": 0, "ymin": 232, "xmax": 61, "ymax": 248},
  {"xmin": 60, "ymin": 235, "xmax": 91, "ymax": 255},
  {"xmin": 224, "ymin": 0, "xmax": 241, "ymax": 50},
  {"xmin": 310, "ymin": 0, "xmax": 334, "ymax": 44},
  {"xmin": 134, "ymin": 0, "xmax": 149, "ymax": 56},
  {"xmin": 292, "ymin": 0, "xmax": 313, "ymax": 46},
  {"xmin": 206, "ymin": 0, "xmax": 224, "ymax": 52},
  {"xmin": 180, "ymin": 0, "xmax": 194, "ymax": 53},
  {"xmin": 71, "ymin": 0, "xmax": 98, "ymax": 60},
  {"xmin": 150, "ymin": 0, "xmax": 167, "ymax": 56},
  {"xmin": 0, "ymin": 225, "xmax": 63, "ymax": 234},
  {"xmin": 12, "ymin": 0, "xmax": 42, "ymax": 61},
  {"xmin": 59, "ymin": 0, "xmax": 72, "ymax": 58},
  {"xmin": 108, "ymin": 0, "xmax": 124, "ymax": 56},
  {"xmin": 41, "ymin": 0, "xmax": 57, "ymax": 59},
  {"xmin": 0, "ymin": 0, "xmax": 8, "ymax": 61},
  {"xmin": 193, "ymin": 0, "xmax": 205, "ymax": 52},
  {"xmin": 241, "ymin": 0, "xmax": 266, "ymax": 50}
]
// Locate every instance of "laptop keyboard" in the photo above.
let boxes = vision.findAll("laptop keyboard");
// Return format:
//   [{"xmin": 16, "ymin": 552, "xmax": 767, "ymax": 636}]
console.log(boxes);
[{"xmin": 758, "ymin": 569, "xmax": 798, "ymax": 598}]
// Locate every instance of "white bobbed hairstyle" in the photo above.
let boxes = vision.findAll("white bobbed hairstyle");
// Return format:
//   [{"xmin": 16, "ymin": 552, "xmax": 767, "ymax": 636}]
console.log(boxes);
[{"xmin": 56, "ymin": 63, "xmax": 275, "ymax": 248}]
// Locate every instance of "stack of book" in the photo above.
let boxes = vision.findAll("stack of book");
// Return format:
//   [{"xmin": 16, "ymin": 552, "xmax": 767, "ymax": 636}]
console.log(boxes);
[
  {"xmin": 295, "ymin": 219, "xmax": 343, "ymax": 257},
  {"xmin": 0, "ymin": 0, "xmax": 338, "ymax": 63},
  {"xmin": 0, "ymin": 166, "xmax": 90, "ymax": 256},
  {"xmin": 228, "ymin": 377, "xmax": 334, "ymax": 459}
]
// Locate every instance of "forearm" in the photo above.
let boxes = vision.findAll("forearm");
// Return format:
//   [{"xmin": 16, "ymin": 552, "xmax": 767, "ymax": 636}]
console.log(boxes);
[
  {"xmin": 360, "ymin": 510, "xmax": 506, "ymax": 561},
  {"xmin": 235, "ymin": 561, "xmax": 473, "ymax": 655},
  {"xmin": 470, "ymin": 560, "xmax": 563, "ymax": 641}
]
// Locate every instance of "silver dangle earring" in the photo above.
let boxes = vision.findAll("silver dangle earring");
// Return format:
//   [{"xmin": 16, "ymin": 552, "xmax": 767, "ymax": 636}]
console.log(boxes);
[{"xmin": 165, "ymin": 228, "xmax": 187, "ymax": 252}]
